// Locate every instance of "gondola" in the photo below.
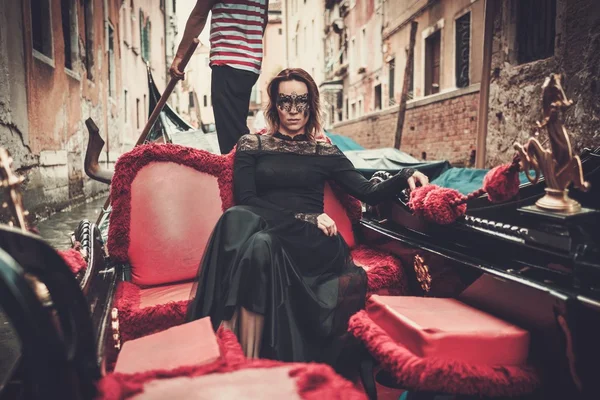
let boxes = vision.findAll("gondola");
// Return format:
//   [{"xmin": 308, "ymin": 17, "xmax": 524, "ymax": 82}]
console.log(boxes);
[{"xmin": 1, "ymin": 65, "xmax": 598, "ymax": 400}]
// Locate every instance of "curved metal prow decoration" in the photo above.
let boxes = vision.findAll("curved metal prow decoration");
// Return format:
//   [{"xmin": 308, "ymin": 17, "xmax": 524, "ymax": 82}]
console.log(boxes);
[
  {"xmin": 84, "ymin": 118, "xmax": 114, "ymax": 185},
  {"xmin": 514, "ymin": 74, "xmax": 591, "ymax": 213}
]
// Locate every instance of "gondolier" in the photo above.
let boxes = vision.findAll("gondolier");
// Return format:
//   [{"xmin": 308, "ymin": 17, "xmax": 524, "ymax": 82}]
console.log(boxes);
[{"xmin": 170, "ymin": 0, "xmax": 269, "ymax": 154}]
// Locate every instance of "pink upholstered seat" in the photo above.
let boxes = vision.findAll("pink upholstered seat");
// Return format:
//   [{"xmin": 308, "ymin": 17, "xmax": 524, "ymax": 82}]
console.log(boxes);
[
  {"xmin": 108, "ymin": 143, "xmax": 407, "ymax": 348},
  {"xmin": 348, "ymin": 295, "xmax": 540, "ymax": 396},
  {"xmin": 367, "ymin": 295, "xmax": 530, "ymax": 365},
  {"xmin": 108, "ymin": 145, "xmax": 234, "ymax": 344},
  {"xmin": 115, "ymin": 317, "xmax": 220, "ymax": 375}
]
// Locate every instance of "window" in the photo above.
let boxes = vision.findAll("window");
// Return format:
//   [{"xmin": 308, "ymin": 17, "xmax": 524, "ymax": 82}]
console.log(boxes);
[
  {"xmin": 358, "ymin": 99, "xmax": 362, "ymax": 117},
  {"xmin": 143, "ymin": 94, "xmax": 147, "ymax": 121},
  {"xmin": 425, "ymin": 30, "xmax": 441, "ymax": 96},
  {"xmin": 455, "ymin": 12, "xmax": 471, "ymax": 88},
  {"xmin": 303, "ymin": 27, "xmax": 307, "ymax": 51},
  {"xmin": 140, "ymin": 10, "xmax": 152, "ymax": 62},
  {"xmin": 172, "ymin": 0, "xmax": 176, "ymax": 13},
  {"xmin": 351, "ymin": 102, "xmax": 356, "ymax": 119},
  {"xmin": 31, "ymin": 0, "xmax": 53, "ymax": 58},
  {"xmin": 278, "ymin": 28, "xmax": 282, "ymax": 35},
  {"xmin": 345, "ymin": 97, "xmax": 349, "ymax": 120},
  {"xmin": 61, "ymin": 0, "xmax": 76, "ymax": 70},
  {"xmin": 136, "ymin": 98, "xmax": 141, "ymax": 129},
  {"xmin": 374, "ymin": 84, "xmax": 382, "ymax": 110},
  {"xmin": 350, "ymin": 38, "xmax": 356, "ymax": 70},
  {"xmin": 203, "ymin": 95, "xmax": 208, "ymax": 107},
  {"xmin": 361, "ymin": 28, "xmax": 367, "ymax": 66},
  {"xmin": 189, "ymin": 92, "xmax": 195, "ymax": 108},
  {"xmin": 124, "ymin": 90, "xmax": 128, "ymax": 122},
  {"xmin": 517, "ymin": 0, "xmax": 556, "ymax": 64},
  {"xmin": 108, "ymin": 25, "xmax": 116, "ymax": 97},
  {"xmin": 336, "ymin": 92, "xmax": 343, "ymax": 122},
  {"xmin": 388, "ymin": 58, "xmax": 395, "ymax": 106},
  {"xmin": 82, "ymin": 0, "xmax": 94, "ymax": 79}
]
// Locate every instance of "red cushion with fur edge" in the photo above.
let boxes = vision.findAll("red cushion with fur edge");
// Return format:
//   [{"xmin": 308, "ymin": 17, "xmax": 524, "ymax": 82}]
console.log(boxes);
[
  {"xmin": 367, "ymin": 295, "xmax": 530, "ymax": 365},
  {"xmin": 114, "ymin": 317, "xmax": 220, "ymax": 375},
  {"xmin": 108, "ymin": 144, "xmax": 234, "ymax": 286},
  {"xmin": 97, "ymin": 329, "xmax": 366, "ymax": 400},
  {"xmin": 351, "ymin": 246, "xmax": 408, "ymax": 295},
  {"xmin": 114, "ymin": 281, "xmax": 190, "ymax": 343},
  {"xmin": 348, "ymin": 310, "xmax": 539, "ymax": 397}
]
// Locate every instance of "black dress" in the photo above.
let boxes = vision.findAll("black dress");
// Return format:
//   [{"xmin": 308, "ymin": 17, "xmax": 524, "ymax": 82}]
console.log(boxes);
[{"xmin": 187, "ymin": 133, "xmax": 414, "ymax": 364}]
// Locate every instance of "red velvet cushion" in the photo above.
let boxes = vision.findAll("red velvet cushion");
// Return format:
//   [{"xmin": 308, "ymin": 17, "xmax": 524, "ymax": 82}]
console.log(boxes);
[
  {"xmin": 139, "ymin": 281, "xmax": 193, "ymax": 309},
  {"xmin": 115, "ymin": 317, "xmax": 220, "ymax": 374},
  {"xmin": 367, "ymin": 295, "xmax": 530, "ymax": 365},
  {"xmin": 128, "ymin": 162, "xmax": 223, "ymax": 287},
  {"xmin": 323, "ymin": 183, "xmax": 356, "ymax": 247},
  {"xmin": 133, "ymin": 366, "xmax": 301, "ymax": 400}
]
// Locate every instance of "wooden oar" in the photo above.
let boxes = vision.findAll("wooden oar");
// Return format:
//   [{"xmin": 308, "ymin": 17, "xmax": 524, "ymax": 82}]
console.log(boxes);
[{"xmin": 95, "ymin": 38, "xmax": 200, "ymax": 224}]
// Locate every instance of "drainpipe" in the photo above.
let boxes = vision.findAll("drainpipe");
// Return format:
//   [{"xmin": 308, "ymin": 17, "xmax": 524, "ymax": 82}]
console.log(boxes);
[{"xmin": 476, "ymin": 0, "xmax": 495, "ymax": 168}]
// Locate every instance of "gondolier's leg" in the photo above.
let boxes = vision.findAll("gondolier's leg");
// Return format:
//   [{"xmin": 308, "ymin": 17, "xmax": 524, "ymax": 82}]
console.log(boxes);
[{"xmin": 211, "ymin": 65, "xmax": 258, "ymax": 154}]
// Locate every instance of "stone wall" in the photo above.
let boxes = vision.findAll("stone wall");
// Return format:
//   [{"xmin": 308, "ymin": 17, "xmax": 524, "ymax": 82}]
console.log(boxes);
[
  {"xmin": 332, "ymin": 84, "xmax": 479, "ymax": 164},
  {"xmin": 486, "ymin": 0, "xmax": 600, "ymax": 167}
]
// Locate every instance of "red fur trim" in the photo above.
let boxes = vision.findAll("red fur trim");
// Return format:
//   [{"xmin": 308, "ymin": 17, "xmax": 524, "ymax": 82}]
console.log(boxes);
[
  {"xmin": 351, "ymin": 246, "xmax": 408, "ymax": 295},
  {"xmin": 290, "ymin": 363, "xmax": 366, "ymax": 400},
  {"xmin": 348, "ymin": 311, "xmax": 540, "ymax": 396},
  {"xmin": 216, "ymin": 327, "xmax": 246, "ymax": 365},
  {"xmin": 108, "ymin": 144, "xmax": 234, "ymax": 263},
  {"xmin": 114, "ymin": 282, "xmax": 188, "ymax": 343},
  {"xmin": 409, "ymin": 185, "xmax": 467, "ymax": 225},
  {"xmin": 483, "ymin": 163, "xmax": 520, "ymax": 203},
  {"xmin": 58, "ymin": 248, "xmax": 87, "ymax": 274}
]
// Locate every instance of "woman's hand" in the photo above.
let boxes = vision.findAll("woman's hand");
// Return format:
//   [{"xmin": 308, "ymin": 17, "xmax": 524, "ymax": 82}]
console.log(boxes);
[
  {"xmin": 317, "ymin": 213, "xmax": 338, "ymax": 236},
  {"xmin": 407, "ymin": 171, "xmax": 429, "ymax": 191}
]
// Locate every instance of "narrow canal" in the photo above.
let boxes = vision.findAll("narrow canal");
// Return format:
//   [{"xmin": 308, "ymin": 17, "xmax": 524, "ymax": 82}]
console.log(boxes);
[{"xmin": 36, "ymin": 195, "xmax": 109, "ymax": 249}]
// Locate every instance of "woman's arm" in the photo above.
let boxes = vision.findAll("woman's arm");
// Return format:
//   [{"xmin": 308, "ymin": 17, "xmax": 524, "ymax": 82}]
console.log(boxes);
[
  {"xmin": 170, "ymin": 0, "xmax": 216, "ymax": 78},
  {"xmin": 330, "ymin": 154, "xmax": 426, "ymax": 205}
]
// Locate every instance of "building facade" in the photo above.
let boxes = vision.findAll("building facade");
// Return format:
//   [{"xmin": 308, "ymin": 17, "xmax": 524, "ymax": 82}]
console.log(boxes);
[
  {"xmin": 282, "ymin": 0, "xmax": 327, "ymax": 83},
  {"xmin": 324, "ymin": 0, "xmax": 484, "ymax": 163},
  {"xmin": 486, "ymin": 0, "xmax": 600, "ymax": 167},
  {"xmin": 0, "ymin": 0, "xmax": 176, "ymax": 220}
]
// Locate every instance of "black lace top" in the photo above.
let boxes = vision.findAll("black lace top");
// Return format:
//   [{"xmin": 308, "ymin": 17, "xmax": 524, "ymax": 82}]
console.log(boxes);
[{"xmin": 234, "ymin": 133, "xmax": 415, "ymax": 222}]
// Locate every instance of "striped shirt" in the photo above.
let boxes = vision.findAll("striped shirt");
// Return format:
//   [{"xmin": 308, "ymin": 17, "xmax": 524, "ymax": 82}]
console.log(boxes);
[{"xmin": 209, "ymin": 0, "xmax": 268, "ymax": 75}]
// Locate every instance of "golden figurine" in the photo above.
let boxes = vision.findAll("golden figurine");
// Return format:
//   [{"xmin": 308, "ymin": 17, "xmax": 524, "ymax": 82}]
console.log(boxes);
[{"xmin": 514, "ymin": 74, "xmax": 591, "ymax": 213}]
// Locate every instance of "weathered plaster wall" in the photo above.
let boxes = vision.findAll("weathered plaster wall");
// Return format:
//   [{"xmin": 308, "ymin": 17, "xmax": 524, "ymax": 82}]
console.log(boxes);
[
  {"xmin": 486, "ymin": 0, "xmax": 600, "ymax": 167},
  {"xmin": 1, "ymin": 0, "xmax": 172, "ymax": 221}
]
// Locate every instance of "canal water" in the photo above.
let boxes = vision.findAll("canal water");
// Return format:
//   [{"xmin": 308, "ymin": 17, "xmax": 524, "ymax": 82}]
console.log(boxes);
[{"xmin": 36, "ymin": 195, "xmax": 109, "ymax": 249}]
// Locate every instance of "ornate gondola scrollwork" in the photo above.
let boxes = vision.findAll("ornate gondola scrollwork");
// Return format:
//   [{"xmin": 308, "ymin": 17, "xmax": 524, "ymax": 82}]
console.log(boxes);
[
  {"xmin": 111, "ymin": 307, "xmax": 121, "ymax": 350},
  {"xmin": 514, "ymin": 74, "xmax": 590, "ymax": 213},
  {"xmin": 413, "ymin": 254, "xmax": 432, "ymax": 293}
]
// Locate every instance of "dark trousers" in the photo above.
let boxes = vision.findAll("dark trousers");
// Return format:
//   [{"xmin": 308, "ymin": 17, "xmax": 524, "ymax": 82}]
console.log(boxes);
[{"xmin": 211, "ymin": 65, "xmax": 258, "ymax": 154}]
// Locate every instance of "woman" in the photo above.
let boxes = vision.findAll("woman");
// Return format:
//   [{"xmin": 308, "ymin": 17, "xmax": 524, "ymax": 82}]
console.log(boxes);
[{"xmin": 187, "ymin": 68, "xmax": 429, "ymax": 365}]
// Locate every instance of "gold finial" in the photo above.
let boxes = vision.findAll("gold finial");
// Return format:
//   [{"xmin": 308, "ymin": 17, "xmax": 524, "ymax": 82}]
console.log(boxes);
[{"xmin": 514, "ymin": 74, "xmax": 590, "ymax": 213}]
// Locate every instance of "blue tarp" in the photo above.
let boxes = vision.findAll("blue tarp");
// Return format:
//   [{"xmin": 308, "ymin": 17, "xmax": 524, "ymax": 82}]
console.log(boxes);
[
  {"xmin": 432, "ymin": 168, "xmax": 533, "ymax": 195},
  {"xmin": 325, "ymin": 131, "xmax": 364, "ymax": 151}
]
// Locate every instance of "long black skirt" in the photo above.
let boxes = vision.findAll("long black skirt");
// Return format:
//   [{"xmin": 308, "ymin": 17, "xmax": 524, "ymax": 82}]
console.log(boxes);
[{"xmin": 187, "ymin": 205, "xmax": 367, "ymax": 364}]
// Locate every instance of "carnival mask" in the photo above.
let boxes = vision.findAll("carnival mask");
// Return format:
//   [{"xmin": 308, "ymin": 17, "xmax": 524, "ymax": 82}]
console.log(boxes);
[{"xmin": 277, "ymin": 92, "xmax": 309, "ymax": 115}]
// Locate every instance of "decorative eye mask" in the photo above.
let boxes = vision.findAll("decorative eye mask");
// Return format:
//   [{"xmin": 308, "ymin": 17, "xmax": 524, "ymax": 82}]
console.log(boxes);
[{"xmin": 277, "ymin": 92, "xmax": 309, "ymax": 115}]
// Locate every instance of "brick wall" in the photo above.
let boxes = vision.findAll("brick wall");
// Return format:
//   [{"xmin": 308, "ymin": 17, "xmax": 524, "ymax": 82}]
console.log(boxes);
[{"xmin": 332, "ymin": 85, "xmax": 480, "ymax": 164}]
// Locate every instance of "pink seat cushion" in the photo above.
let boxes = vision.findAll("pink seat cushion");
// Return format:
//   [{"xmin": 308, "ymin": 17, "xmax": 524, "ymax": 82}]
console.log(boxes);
[
  {"xmin": 139, "ymin": 281, "xmax": 193, "ymax": 309},
  {"xmin": 323, "ymin": 183, "xmax": 356, "ymax": 248},
  {"xmin": 367, "ymin": 295, "xmax": 530, "ymax": 365},
  {"xmin": 115, "ymin": 317, "xmax": 220, "ymax": 374},
  {"xmin": 133, "ymin": 366, "xmax": 302, "ymax": 400},
  {"xmin": 128, "ymin": 162, "xmax": 223, "ymax": 286}
]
